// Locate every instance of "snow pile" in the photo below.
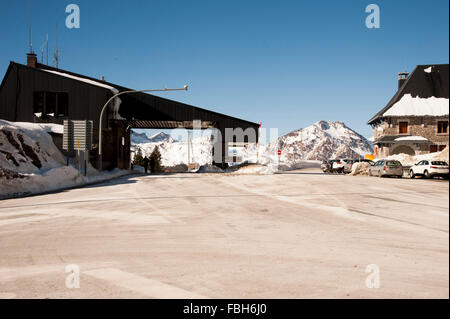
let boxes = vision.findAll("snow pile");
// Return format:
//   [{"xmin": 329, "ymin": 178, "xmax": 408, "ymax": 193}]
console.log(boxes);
[
  {"xmin": 348, "ymin": 162, "xmax": 371, "ymax": 176},
  {"xmin": 230, "ymin": 164, "xmax": 277, "ymax": 175},
  {"xmin": 432, "ymin": 147, "xmax": 449, "ymax": 162},
  {"xmin": 196, "ymin": 164, "xmax": 223, "ymax": 173},
  {"xmin": 1, "ymin": 166, "xmax": 128, "ymax": 199},
  {"xmin": 383, "ymin": 94, "xmax": 449, "ymax": 117},
  {"xmin": 384, "ymin": 147, "xmax": 449, "ymax": 167},
  {"xmin": 0, "ymin": 120, "xmax": 130, "ymax": 199},
  {"xmin": 0, "ymin": 120, "xmax": 65, "ymax": 173}
]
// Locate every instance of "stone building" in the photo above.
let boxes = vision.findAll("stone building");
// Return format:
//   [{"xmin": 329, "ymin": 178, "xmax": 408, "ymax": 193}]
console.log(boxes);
[{"xmin": 367, "ymin": 64, "xmax": 449, "ymax": 158}]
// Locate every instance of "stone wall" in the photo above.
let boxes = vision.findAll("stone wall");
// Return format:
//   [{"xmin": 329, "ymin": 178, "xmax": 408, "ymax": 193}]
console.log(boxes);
[
  {"xmin": 374, "ymin": 116, "xmax": 449, "ymax": 145},
  {"xmin": 373, "ymin": 116, "xmax": 449, "ymax": 158}
]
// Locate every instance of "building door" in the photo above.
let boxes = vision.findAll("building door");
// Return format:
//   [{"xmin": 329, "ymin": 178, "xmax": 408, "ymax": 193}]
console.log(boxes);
[{"xmin": 430, "ymin": 145, "xmax": 438, "ymax": 153}]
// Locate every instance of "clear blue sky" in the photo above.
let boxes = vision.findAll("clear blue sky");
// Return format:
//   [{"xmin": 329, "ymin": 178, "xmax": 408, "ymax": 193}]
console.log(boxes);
[{"xmin": 0, "ymin": 0, "xmax": 448, "ymax": 138}]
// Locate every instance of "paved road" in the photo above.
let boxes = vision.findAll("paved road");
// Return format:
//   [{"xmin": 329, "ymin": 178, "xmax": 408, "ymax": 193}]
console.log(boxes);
[{"xmin": 0, "ymin": 169, "xmax": 448, "ymax": 298}]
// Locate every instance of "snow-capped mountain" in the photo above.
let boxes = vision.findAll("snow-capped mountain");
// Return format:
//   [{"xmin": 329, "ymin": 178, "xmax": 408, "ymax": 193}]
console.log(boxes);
[
  {"xmin": 148, "ymin": 132, "xmax": 175, "ymax": 143},
  {"xmin": 130, "ymin": 131, "xmax": 151, "ymax": 144},
  {"xmin": 130, "ymin": 131, "xmax": 175, "ymax": 144},
  {"xmin": 266, "ymin": 121, "xmax": 373, "ymax": 162},
  {"xmin": 131, "ymin": 121, "xmax": 373, "ymax": 167},
  {"xmin": 131, "ymin": 133, "xmax": 212, "ymax": 167}
]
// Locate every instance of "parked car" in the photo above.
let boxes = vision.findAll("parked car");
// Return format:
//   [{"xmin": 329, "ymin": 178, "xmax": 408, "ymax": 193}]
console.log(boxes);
[
  {"xmin": 369, "ymin": 160, "xmax": 403, "ymax": 178},
  {"xmin": 331, "ymin": 159, "xmax": 348, "ymax": 173},
  {"xmin": 321, "ymin": 160, "xmax": 332, "ymax": 172},
  {"xmin": 409, "ymin": 160, "xmax": 449, "ymax": 179},
  {"xmin": 343, "ymin": 159, "xmax": 375, "ymax": 174},
  {"xmin": 343, "ymin": 159, "xmax": 356, "ymax": 174}
]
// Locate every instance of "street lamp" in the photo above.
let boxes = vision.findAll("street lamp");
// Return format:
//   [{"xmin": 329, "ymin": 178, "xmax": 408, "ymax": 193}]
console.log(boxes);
[{"xmin": 98, "ymin": 86, "xmax": 188, "ymax": 170}]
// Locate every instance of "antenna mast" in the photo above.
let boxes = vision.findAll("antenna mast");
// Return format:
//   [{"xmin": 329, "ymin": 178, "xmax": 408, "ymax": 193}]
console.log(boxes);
[
  {"xmin": 40, "ymin": 34, "xmax": 48, "ymax": 64},
  {"xmin": 54, "ymin": 24, "xmax": 59, "ymax": 68},
  {"xmin": 46, "ymin": 33, "xmax": 48, "ymax": 65},
  {"xmin": 28, "ymin": 0, "xmax": 33, "ymax": 53}
]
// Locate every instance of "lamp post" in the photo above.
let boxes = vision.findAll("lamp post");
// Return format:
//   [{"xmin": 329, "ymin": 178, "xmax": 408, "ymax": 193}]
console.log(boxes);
[{"xmin": 98, "ymin": 86, "xmax": 188, "ymax": 170}]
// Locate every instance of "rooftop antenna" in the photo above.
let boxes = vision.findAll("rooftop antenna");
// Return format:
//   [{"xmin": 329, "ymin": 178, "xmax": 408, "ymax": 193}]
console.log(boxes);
[
  {"xmin": 40, "ymin": 33, "xmax": 48, "ymax": 64},
  {"xmin": 53, "ymin": 24, "xmax": 59, "ymax": 68},
  {"xmin": 27, "ymin": 0, "xmax": 33, "ymax": 53}
]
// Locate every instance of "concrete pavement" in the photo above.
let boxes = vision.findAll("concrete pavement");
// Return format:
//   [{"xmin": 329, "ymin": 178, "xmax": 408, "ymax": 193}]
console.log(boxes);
[{"xmin": 0, "ymin": 169, "xmax": 448, "ymax": 298}]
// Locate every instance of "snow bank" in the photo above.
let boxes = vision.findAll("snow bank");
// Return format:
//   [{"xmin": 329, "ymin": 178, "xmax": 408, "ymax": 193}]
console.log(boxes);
[
  {"xmin": 1, "ymin": 120, "xmax": 131, "ymax": 199},
  {"xmin": 348, "ymin": 162, "xmax": 371, "ymax": 176},
  {"xmin": 383, "ymin": 94, "xmax": 449, "ymax": 117},
  {"xmin": 0, "ymin": 120, "xmax": 65, "ymax": 173},
  {"xmin": 432, "ymin": 147, "xmax": 449, "ymax": 162},
  {"xmin": 230, "ymin": 164, "xmax": 277, "ymax": 175},
  {"xmin": 196, "ymin": 164, "xmax": 224, "ymax": 173},
  {"xmin": 385, "ymin": 147, "xmax": 449, "ymax": 166},
  {"xmin": 1, "ymin": 166, "xmax": 129, "ymax": 199}
]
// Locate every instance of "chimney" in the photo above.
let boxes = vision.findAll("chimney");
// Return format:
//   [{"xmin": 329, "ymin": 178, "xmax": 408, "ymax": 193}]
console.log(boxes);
[
  {"xmin": 26, "ymin": 52, "xmax": 37, "ymax": 68},
  {"xmin": 398, "ymin": 72, "xmax": 409, "ymax": 90},
  {"xmin": 101, "ymin": 76, "xmax": 105, "ymax": 81}
]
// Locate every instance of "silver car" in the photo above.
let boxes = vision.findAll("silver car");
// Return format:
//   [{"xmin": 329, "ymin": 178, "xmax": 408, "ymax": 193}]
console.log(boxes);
[{"xmin": 369, "ymin": 160, "xmax": 403, "ymax": 178}]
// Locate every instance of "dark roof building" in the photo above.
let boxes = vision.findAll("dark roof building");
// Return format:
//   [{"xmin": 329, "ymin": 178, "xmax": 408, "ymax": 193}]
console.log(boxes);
[
  {"xmin": 367, "ymin": 64, "xmax": 449, "ymax": 158},
  {"xmin": 0, "ymin": 53, "xmax": 260, "ymax": 169},
  {"xmin": 368, "ymin": 64, "xmax": 449, "ymax": 125}
]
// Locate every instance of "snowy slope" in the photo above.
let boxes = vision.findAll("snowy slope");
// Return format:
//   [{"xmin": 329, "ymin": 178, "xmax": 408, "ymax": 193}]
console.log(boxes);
[
  {"xmin": 131, "ymin": 133, "xmax": 212, "ymax": 167},
  {"xmin": 257, "ymin": 121, "xmax": 373, "ymax": 164}
]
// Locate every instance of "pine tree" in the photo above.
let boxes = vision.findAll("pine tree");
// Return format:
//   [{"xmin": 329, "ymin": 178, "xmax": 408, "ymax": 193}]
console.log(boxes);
[
  {"xmin": 150, "ymin": 146, "xmax": 162, "ymax": 172},
  {"xmin": 133, "ymin": 148, "xmax": 144, "ymax": 167}
]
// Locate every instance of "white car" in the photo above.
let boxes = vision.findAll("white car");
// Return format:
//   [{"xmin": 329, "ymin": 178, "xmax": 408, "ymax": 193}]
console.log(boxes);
[
  {"xmin": 409, "ymin": 160, "xmax": 449, "ymax": 179},
  {"xmin": 331, "ymin": 159, "xmax": 347, "ymax": 173}
]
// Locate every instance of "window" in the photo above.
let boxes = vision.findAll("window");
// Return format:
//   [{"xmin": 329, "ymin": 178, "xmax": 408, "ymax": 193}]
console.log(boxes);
[
  {"xmin": 437, "ymin": 121, "xmax": 448, "ymax": 134},
  {"xmin": 33, "ymin": 91, "xmax": 69, "ymax": 118},
  {"xmin": 57, "ymin": 93, "xmax": 69, "ymax": 117},
  {"xmin": 430, "ymin": 145, "xmax": 438, "ymax": 153},
  {"xmin": 33, "ymin": 92, "xmax": 45, "ymax": 115},
  {"xmin": 399, "ymin": 121, "xmax": 408, "ymax": 134},
  {"xmin": 439, "ymin": 145, "xmax": 447, "ymax": 152},
  {"xmin": 46, "ymin": 92, "xmax": 57, "ymax": 116}
]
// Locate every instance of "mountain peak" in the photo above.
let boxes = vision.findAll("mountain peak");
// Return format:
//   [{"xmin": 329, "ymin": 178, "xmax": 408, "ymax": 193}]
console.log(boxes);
[
  {"xmin": 275, "ymin": 120, "xmax": 373, "ymax": 161},
  {"xmin": 148, "ymin": 132, "xmax": 174, "ymax": 143}
]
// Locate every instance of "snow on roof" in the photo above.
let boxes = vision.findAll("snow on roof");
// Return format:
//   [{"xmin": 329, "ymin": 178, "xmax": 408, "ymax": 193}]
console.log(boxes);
[
  {"xmin": 395, "ymin": 136, "xmax": 428, "ymax": 142},
  {"xmin": 40, "ymin": 69, "xmax": 124, "ymax": 120},
  {"xmin": 41, "ymin": 69, "xmax": 119, "ymax": 93},
  {"xmin": 383, "ymin": 94, "xmax": 449, "ymax": 117}
]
